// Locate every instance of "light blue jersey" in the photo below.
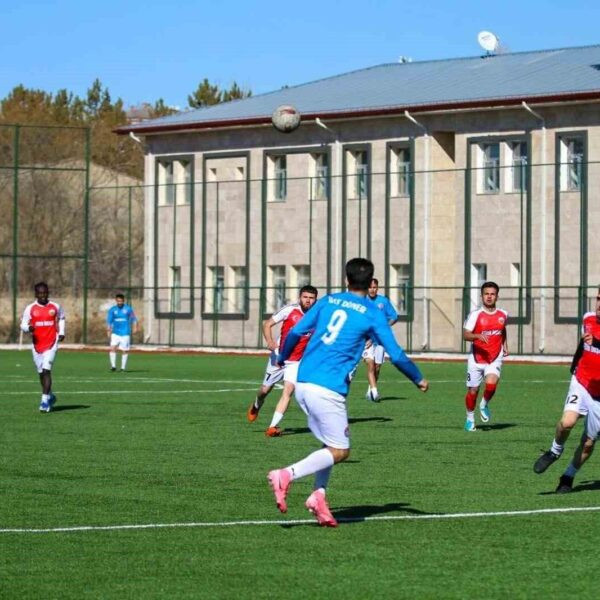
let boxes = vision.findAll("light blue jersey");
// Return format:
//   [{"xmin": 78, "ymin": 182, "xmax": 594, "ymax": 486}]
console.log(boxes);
[
  {"xmin": 280, "ymin": 291, "xmax": 422, "ymax": 396},
  {"xmin": 369, "ymin": 294, "xmax": 398, "ymax": 323},
  {"xmin": 107, "ymin": 304, "xmax": 137, "ymax": 336}
]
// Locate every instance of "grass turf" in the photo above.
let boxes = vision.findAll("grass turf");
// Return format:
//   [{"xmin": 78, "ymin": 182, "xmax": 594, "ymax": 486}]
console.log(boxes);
[{"xmin": 1, "ymin": 349, "xmax": 598, "ymax": 598}]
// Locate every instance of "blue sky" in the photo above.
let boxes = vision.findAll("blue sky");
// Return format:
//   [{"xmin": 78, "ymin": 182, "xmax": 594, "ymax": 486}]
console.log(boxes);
[{"xmin": 1, "ymin": 0, "xmax": 598, "ymax": 109}]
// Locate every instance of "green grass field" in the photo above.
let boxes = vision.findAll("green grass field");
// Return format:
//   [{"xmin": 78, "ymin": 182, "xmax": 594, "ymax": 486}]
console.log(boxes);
[{"xmin": 1, "ymin": 349, "xmax": 599, "ymax": 598}]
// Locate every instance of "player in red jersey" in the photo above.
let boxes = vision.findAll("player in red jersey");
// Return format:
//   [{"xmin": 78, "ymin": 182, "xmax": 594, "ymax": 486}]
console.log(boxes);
[
  {"xmin": 20, "ymin": 282, "xmax": 66, "ymax": 413},
  {"xmin": 462, "ymin": 281, "xmax": 508, "ymax": 431},
  {"xmin": 247, "ymin": 285, "xmax": 318, "ymax": 436},
  {"xmin": 534, "ymin": 290, "xmax": 600, "ymax": 492}
]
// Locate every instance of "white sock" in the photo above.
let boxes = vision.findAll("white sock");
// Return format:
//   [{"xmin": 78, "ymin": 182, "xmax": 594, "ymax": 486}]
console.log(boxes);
[
  {"xmin": 371, "ymin": 387, "xmax": 378, "ymax": 397},
  {"xmin": 287, "ymin": 448, "xmax": 334, "ymax": 481},
  {"xmin": 254, "ymin": 397, "xmax": 261, "ymax": 409},
  {"xmin": 564, "ymin": 462, "xmax": 578, "ymax": 477},
  {"xmin": 480, "ymin": 398, "xmax": 488, "ymax": 409},
  {"xmin": 314, "ymin": 466, "xmax": 332, "ymax": 491},
  {"xmin": 121, "ymin": 354, "xmax": 129, "ymax": 370},
  {"xmin": 109, "ymin": 352, "xmax": 116, "ymax": 368},
  {"xmin": 551, "ymin": 439, "xmax": 564, "ymax": 456},
  {"xmin": 42, "ymin": 394, "xmax": 50, "ymax": 402},
  {"xmin": 466, "ymin": 411, "xmax": 475, "ymax": 422},
  {"xmin": 270, "ymin": 411, "xmax": 284, "ymax": 428}
]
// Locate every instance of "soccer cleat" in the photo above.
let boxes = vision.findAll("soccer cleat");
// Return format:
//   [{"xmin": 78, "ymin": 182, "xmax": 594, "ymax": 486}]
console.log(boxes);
[
  {"xmin": 110, "ymin": 367, "xmax": 116, "ymax": 372},
  {"xmin": 533, "ymin": 450, "xmax": 561, "ymax": 474},
  {"xmin": 265, "ymin": 426, "xmax": 282, "ymax": 437},
  {"xmin": 247, "ymin": 401, "xmax": 261, "ymax": 423},
  {"xmin": 48, "ymin": 393, "xmax": 57, "ymax": 408},
  {"xmin": 366, "ymin": 388, "xmax": 380, "ymax": 403},
  {"xmin": 305, "ymin": 490, "xmax": 338, "ymax": 527},
  {"xmin": 555, "ymin": 474, "xmax": 574, "ymax": 493},
  {"xmin": 479, "ymin": 404, "xmax": 491, "ymax": 423},
  {"xmin": 267, "ymin": 469, "xmax": 292, "ymax": 513},
  {"xmin": 464, "ymin": 419, "xmax": 477, "ymax": 432}
]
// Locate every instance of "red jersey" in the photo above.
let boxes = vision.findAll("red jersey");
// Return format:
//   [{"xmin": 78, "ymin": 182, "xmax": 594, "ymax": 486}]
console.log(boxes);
[
  {"xmin": 464, "ymin": 307, "xmax": 508, "ymax": 364},
  {"xmin": 573, "ymin": 312, "xmax": 600, "ymax": 397},
  {"xmin": 21, "ymin": 301, "xmax": 65, "ymax": 353},
  {"xmin": 272, "ymin": 303, "xmax": 312, "ymax": 362}
]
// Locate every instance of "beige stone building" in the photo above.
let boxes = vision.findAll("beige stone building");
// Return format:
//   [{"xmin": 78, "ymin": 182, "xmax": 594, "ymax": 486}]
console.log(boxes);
[{"xmin": 118, "ymin": 44, "xmax": 600, "ymax": 354}]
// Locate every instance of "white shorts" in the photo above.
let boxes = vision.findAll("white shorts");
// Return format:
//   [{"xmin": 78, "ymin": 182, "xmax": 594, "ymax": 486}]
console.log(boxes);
[
  {"xmin": 32, "ymin": 343, "xmax": 58, "ymax": 373},
  {"xmin": 262, "ymin": 357, "xmax": 299, "ymax": 387},
  {"xmin": 563, "ymin": 375, "xmax": 589, "ymax": 416},
  {"xmin": 295, "ymin": 381, "xmax": 350, "ymax": 449},
  {"xmin": 363, "ymin": 343, "xmax": 385, "ymax": 365},
  {"xmin": 578, "ymin": 382, "xmax": 600, "ymax": 439},
  {"xmin": 466, "ymin": 353, "xmax": 503, "ymax": 388},
  {"xmin": 110, "ymin": 334, "xmax": 131, "ymax": 351}
]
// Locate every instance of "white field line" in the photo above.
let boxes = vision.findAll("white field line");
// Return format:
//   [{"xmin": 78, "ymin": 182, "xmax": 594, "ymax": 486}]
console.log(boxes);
[
  {"xmin": 1, "ymin": 388, "xmax": 257, "ymax": 395},
  {"xmin": 2, "ymin": 506, "xmax": 599, "ymax": 535}
]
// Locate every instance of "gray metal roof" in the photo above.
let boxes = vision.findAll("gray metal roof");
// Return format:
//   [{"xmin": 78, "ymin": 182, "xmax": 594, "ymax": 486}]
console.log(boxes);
[{"xmin": 122, "ymin": 44, "xmax": 600, "ymax": 133}]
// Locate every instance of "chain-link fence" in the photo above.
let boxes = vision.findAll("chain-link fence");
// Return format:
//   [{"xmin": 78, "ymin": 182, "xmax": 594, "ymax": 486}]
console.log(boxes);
[{"xmin": 2, "ymin": 125, "xmax": 598, "ymax": 354}]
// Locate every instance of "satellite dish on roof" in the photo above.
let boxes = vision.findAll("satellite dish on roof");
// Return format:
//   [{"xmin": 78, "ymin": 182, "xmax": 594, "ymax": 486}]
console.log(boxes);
[{"xmin": 477, "ymin": 30, "xmax": 500, "ymax": 54}]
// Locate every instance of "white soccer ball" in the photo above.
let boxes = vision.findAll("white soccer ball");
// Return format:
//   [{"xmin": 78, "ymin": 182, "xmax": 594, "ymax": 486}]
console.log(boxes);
[{"xmin": 271, "ymin": 105, "xmax": 301, "ymax": 133}]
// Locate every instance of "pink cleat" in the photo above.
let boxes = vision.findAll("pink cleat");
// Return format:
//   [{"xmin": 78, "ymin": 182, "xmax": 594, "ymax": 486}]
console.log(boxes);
[
  {"xmin": 305, "ymin": 490, "xmax": 338, "ymax": 527},
  {"xmin": 267, "ymin": 469, "xmax": 292, "ymax": 513}
]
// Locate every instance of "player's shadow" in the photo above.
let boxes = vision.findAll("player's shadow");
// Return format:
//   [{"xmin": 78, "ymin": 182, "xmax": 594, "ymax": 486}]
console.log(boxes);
[
  {"xmin": 476, "ymin": 423, "xmax": 517, "ymax": 431},
  {"xmin": 279, "ymin": 502, "xmax": 431, "ymax": 528},
  {"xmin": 282, "ymin": 416, "xmax": 393, "ymax": 436},
  {"xmin": 51, "ymin": 405, "xmax": 90, "ymax": 412},
  {"xmin": 376, "ymin": 396, "xmax": 407, "ymax": 402},
  {"xmin": 539, "ymin": 479, "xmax": 600, "ymax": 495}
]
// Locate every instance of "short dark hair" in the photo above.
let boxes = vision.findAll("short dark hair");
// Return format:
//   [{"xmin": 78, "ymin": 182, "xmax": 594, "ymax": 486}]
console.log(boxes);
[
  {"xmin": 346, "ymin": 258, "xmax": 374, "ymax": 291},
  {"xmin": 34, "ymin": 281, "xmax": 48, "ymax": 292},
  {"xmin": 299, "ymin": 285, "xmax": 318, "ymax": 297},
  {"xmin": 370, "ymin": 278, "xmax": 379, "ymax": 286},
  {"xmin": 481, "ymin": 281, "xmax": 499, "ymax": 294},
  {"xmin": 115, "ymin": 293, "xmax": 125, "ymax": 300}
]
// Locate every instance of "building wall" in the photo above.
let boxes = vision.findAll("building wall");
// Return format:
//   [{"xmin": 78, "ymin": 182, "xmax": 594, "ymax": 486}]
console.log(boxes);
[{"xmin": 142, "ymin": 101, "xmax": 600, "ymax": 352}]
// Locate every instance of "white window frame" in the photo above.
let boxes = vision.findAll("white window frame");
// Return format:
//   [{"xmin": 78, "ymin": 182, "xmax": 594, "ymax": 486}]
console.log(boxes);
[
  {"xmin": 390, "ymin": 146, "xmax": 411, "ymax": 197},
  {"xmin": 169, "ymin": 266, "xmax": 181, "ymax": 312},
  {"xmin": 310, "ymin": 153, "xmax": 328, "ymax": 200},
  {"xmin": 290, "ymin": 265, "xmax": 311, "ymax": 291},
  {"xmin": 470, "ymin": 263, "xmax": 488, "ymax": 309},
  {"xmin": 158, "ymin": 157, "xmax": 193, "ymax": 205},
  {"xmin": 228, "ymin": 266, "xmax": 247, "ymax": 313},
  {"xmin": 560, "ymin": 136, "xmax": 585, "ymax": 192},
  {"xmin": 267, "ymin": 155, "xmax": 287, "ymax": 201},
  {"xmin": 347, "ymin": 149, "xmax": 368, "ymax": 199},
  {"xmin": 477, "ymin": 143, "xmax": 500, "ymax": 193},
  {"xmin": 505, "ymin": 141, "xmax": 527, "ymax": 193},
  {"xmin": 390, "ymin": 264, "xmax": 410, "ymax": 316},
  {"xmin": 205, "ymin": 266, "xmax": 225, "ymax": 313},
  {"xmin": 268, "ymin": 265, "xmax": 287, "ymax": 312}
]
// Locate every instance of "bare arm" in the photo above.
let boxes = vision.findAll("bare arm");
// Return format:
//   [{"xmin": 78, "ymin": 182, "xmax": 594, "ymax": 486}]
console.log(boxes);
[
  {"xmin": 502, "ymin": 328, "xmax": 509, "ymax": 356},
  {"xmin": 261, "ymin": 318, "xmax": 279, "ymax": 351},
  {"xmin": 463, "ymin": 329, "xmax": 488, "ymax": 344}
]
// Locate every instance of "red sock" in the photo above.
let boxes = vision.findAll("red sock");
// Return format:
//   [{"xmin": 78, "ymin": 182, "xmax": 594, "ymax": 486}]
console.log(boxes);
[
  {"xmin": 465, "ymin": 390, "xmax": 478, "ymax": 411},
  {"xmin": 483, "ymin": 383, "xmax": 497, "ymax": 402}
]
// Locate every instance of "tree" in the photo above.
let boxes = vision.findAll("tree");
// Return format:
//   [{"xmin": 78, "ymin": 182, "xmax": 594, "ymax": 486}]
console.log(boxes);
[{"xmin": 187, "ymin": 79, "xmax": 252, "ymax": 108}]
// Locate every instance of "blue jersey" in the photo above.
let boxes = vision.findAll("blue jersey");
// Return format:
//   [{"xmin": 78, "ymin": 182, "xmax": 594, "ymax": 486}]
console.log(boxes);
[
  {"xmin": 280, "ymin": 291, "xmax": 422, "ymax": 396},
  {"xmin": 369, "ymin": 294, "xmax": 398, "ymax": 323},
  {"xmin": 107, "ymin": 304, "xmax": 137, "ymax": 336}
]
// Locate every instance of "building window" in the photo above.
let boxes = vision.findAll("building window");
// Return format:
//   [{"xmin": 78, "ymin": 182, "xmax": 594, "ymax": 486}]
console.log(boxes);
[
  {"xmin": 268, "ymin": 155, "xmax": 287, "ymax": 201},
  {"xmin": 206, "ymin": 266, "xmax": 225, "ymax": 313},
  {"xmin": 169, "ymin": 266, "xmax": 181, "ymax": 312},
  {"xmin": 480, "ymin": 143, "xmax": 499, "ymax": 193},
  {"xmin": 158, "ymin": 158, "xmax": 192, "ymax": 205},
  {"xmin": 347, "ymin": 149, "xmax": 368, "ymax": 199},
  {"xmin": 391, "ymin": 147, "xmax": 411, "ymax": 197},
  {"xmin": 470, "ymin": 263, "xmax": 488, "ymax": 309},
  {"xmin": 230, "ymin": 266, "xmax": 247, "ymax": 313},
  {"xmin": 560, "ymin": 136, "xmax": 584, "ymax": 191},
  {"xmin": 268, "ymin": 265, "xmax": 286, "ymax": 311},
  {"xmin": 390, "ymin": 264, "xmax": 410, "ymax": 315},
  {"xmin": 310, "ymin": 153, "xmax": 328, "ymax": 200},
  {"xmin": 510, "ymin": 262, "xmax": 521, "ymax": 287},
  {"xmin": 508, "ymin": 141, "xmax": 527, "ymax": 193},
  {"xmin": 291, "ymin": 265, "xmax": 311, "ymax": 290}
]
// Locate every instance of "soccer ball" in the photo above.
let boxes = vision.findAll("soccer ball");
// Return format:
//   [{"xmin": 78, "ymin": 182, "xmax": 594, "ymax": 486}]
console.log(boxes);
[{"xmin": 272, "ymin": 105, "xmax": 301, "ymax": 133}]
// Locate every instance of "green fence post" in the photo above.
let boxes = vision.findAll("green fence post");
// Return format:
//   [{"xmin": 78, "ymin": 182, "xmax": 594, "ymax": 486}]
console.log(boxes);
[
  {"xmin": 82, "ymin": 128, "xmax": 91, "ymax": 344},
  {"xmin": 11, "ymin": 125, "xmax": 20, "ymax": 343}
]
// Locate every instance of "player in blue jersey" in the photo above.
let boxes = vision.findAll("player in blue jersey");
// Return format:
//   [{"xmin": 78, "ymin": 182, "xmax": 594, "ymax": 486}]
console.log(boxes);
[
  {"xmin": 267, "ymin": 258, "xmax": 428, "ymax": 527},
  {"xmin": 363, "ymin": 278, "xmax": 399, "ymax": 402},
  {"xmin": 106, "ymin": 294, "xmax": 138, "ymax": 372}
]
